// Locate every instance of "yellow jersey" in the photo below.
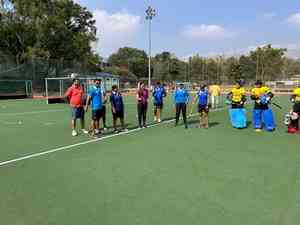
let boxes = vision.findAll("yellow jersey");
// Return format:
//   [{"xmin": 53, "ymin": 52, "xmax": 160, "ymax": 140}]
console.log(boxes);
[
  {"xmin": 209, "ymin": 85, "xmax": 221, "ymax": 96},
  {"xmin": 251, "ymin": 86, "xmax": 271, "ymax": 99},
  {"xmin": 293, "ymin": 88, "xmax": 300, "ymax": 102},
  {"xmin": 231, "ymin": 87, "xmax": 246, "ymax": 103}
]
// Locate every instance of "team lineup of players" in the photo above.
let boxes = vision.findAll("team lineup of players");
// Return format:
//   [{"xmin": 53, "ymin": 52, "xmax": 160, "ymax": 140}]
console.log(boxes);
[{"xmin": 64, "ymin": 78, "xmax": 300, "ymax": 137}]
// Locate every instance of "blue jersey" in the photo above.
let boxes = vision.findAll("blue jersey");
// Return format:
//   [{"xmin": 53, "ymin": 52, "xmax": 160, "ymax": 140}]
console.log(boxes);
[
  {"xmin": 153, "ymin": 86, "xmax": 166, "ymax": 104},
  {"xmin": 110, "ymin": 91, "xmax": 124, "ymax": 112},
  {"xmin": 197, "ymin": 90, "xmax": 209, "ymax": 106},
  {"xmin": 88, "ymin": 86, "xmax": 103, "ymax": 110},
  {"xmin": 173, "ymin": 88, "xmax": 190, "ymax": 104}
]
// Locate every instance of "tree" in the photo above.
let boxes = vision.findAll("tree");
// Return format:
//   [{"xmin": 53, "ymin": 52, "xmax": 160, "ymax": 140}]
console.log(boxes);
[
  {"xmin": 0, "ymin": 0, "xmax": 98, "ymax": 65},
  {"xmin": 239, "ymin": 55, "xmax": 256, "ymax": 82},
  {"xmin": 249, "ymin": 44, "xmax": 287, "ymax": 81},
  {"xmin": 108, "ymin": 47, "xmax": 148, "ymax": 78},
  {"xmin": 153, "ymin": 51, "xmax": 172, "ymax": 81},
  {"xmin": 190, "ymin": 55, "xmax": 205, "ymax": 82},
  {"xmin": 282, "ymin": 58, "xmax": 300, "ymax": 79}
]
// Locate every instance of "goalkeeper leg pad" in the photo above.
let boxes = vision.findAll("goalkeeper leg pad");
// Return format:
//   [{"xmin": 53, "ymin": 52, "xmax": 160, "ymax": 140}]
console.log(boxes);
[
  {"xmin": 262, "ymin": 109, "xmax": 276, "ymax": 131},
  {"xmin": 252, "ymin": 109, "xmax": 263, "ymax": 129},
  {"xmin": 229, "ymin": 108, "xmax": 247, "ymax": 129}
]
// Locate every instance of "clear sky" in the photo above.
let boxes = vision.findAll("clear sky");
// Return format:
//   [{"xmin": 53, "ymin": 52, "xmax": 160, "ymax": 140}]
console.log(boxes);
[{"xmin": 75, "ymin": 0, "xmax": 300, "ymax": 58}]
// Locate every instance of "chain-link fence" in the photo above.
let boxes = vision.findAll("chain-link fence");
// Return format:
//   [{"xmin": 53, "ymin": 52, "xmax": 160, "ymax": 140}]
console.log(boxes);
[{"xmin": 0, "ymin": 55, "xmax": 96, "ymax": 96}]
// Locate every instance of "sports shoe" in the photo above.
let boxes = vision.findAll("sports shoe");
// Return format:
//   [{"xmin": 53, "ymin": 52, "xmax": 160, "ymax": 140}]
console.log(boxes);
[
  {"xmin": 72, "ymin": 130, "xmax": 78, "ymax": 136},
  {"xmin": 158, "ymin": 119, "xmax": 161, "ymax": 123},
  {"xmin": 255, "ymin": 129, "xmax": 262, "ymax": 132},
  {"xmin": 94, "ymin": 129, "xmax": 100, "ymax": 135},
  {"xmin": 113, "ymin": 129, "xmax": 119, "ymax": 134},
  {"xmin": 154, "ymin": 116, "xmax": 157, "ymax": 122},
  {"xmin": 103, "ymin": 127, "xmax": 108, "ymax": 131},
  {"xmin": 82, "ymin": 129, "xmax": 89, "ymax": 134},
  {"xmin": 122, "ymin": 128, "xmax": 129, "ymax": 132}
]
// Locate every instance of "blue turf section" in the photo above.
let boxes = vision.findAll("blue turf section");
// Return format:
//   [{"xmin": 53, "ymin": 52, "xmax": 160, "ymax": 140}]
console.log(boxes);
[
  {"xmin": 262, "ymin": 108, "xmax": 276, "ymax": 131},
  {"xmin": 229, "ymin": 108, "xmax": 247, "ymax": 128}
]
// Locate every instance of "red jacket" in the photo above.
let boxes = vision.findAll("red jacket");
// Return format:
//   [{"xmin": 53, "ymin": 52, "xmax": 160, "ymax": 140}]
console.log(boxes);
[{"xmin": 65, "ymin": 85, "xmax": 85, "ymax": 107}]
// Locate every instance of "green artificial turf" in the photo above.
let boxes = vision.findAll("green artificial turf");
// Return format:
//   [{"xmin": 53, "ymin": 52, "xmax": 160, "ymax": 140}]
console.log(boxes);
[{"xmin": 0, "ymin": 95, "xmax": 300, "ymax": 225}]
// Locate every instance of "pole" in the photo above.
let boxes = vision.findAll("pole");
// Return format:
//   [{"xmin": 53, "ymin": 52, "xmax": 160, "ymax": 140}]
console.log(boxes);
[
  {"xmin": 148, "ymin": 18, "xmax": 152, "ymax": 89},
  {"xmin": 146, "ymin": 5, "xmax": 156, "ymax": 89},
  {"xmin": 256, "ymin": 49, "xmax": 259, "ymax": 81}
]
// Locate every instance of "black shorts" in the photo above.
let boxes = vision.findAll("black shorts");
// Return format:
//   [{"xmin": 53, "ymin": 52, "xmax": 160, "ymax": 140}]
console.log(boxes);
[
  {"xmin": 293, "ymin": 102, "xmax": 300, "ymax": 113},
  {"xmin": 232, "ymin": 103, "xmax": 244, "ymax": 109},
  {"xmin": 113, "ymin": 110, "xmax": 124, "ymax": 120},
  {"xmin": 254, "ymin": 103, "xmax": 269, "ymax": 110},
  {"xmin": 92, "ymin": 109, "xmax": 102, "ymax": 121},
  {"xmin": 154, "ymin": 102, "xmax": 163, "ymax": 109},
  {"xmin": 71, "ymin": 107, "xmax": 84, "ymax": 119},
  {"xmin": 198, "ymin": 105, "xmax": 209, "ymax": 113},
  {"xmin": 100, "ymin": 105, "xmax": 106, "ymax": 117}
]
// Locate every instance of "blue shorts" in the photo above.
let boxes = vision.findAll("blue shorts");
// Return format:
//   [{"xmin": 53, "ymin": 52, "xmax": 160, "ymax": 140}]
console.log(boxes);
[
  {"xmin": 198, "ymin": 105, "xmax": 209, "ymax": 113},
  {"xmin": 71, "ymin": 107, "xmax": 84, "ymax": 120},
  {"xmin": 154, "ymin": 102, "xmax": 163, "ymax": 109}
]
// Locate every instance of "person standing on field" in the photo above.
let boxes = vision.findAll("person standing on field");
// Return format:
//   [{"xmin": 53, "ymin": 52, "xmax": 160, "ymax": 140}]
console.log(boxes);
[
  {"xmin": 174, "ymin": 83, "xmax": 190, "ymax": 129},
  {"xmin": 100, "ymin": 87, "xmax": 108, "ymax": 131},
  {"xmin": 209, "ymin": 84, "xmax": 221, "ymax": 109},
  {"xmin": 85, "ymin": 79, "xmax": 103, "ymax": 137},
  {"xmin": 194, "ymin": 84, "xmax": 210, "ymax": 128},
  {"xmin": 136, "ymin": 82, "xmax": 149, "ymax": 128},
  {"xmin": 65, "ymin": 79, "xmax": 89, "ymax": 136},
  {"xmin": 153, "ymin": 81, "xmax": 167, "ymax": 123},
  {"xmin": 110, "ymin": 85, "xmax": 128, "ymax": 133}
]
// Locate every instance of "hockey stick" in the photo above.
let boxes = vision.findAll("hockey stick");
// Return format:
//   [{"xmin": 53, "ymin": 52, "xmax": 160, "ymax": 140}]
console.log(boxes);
[{"xmin": 271, "ymin": 102, "xmax": 282, "ymax": 109}]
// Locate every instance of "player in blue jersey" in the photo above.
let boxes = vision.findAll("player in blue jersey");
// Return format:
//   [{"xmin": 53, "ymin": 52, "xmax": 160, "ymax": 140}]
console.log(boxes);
[
  {"xmin": 173, "ymin": 83, "xmax": 190, "ymax": 129},
  {"xmin": 100, "ymin": 87, "xmax": 108, "ymax": 131},
  {"xmin": 110, "ymin": 85, "xmax": 128, "ymax": 133},
  {"xmin": 85, "ymin": 79, "xmax": 103, "ymax": 136},
  {"xmin": 194, "ymin": 84, "xmax": 210, "ymax": 128},
  {"xmin": 153, "ymin": 81, "xmax": 166, "ymax": 123}
]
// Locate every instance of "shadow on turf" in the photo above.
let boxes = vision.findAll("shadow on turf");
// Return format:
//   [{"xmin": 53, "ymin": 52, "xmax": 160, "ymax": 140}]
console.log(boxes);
[
  {"xmin": 187, "ymin": 119, "xmax": 220, "ymax": 128},
  {"xmin": 101, "ymin": 117, "xmax": 178, "ymax": 135},
  {"xmin": 247, "ymin": 121, "xmax": 252, "ymax": 127}
]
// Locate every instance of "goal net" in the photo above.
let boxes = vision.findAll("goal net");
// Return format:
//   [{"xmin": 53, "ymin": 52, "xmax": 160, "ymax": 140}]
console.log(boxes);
[{"xmin": 45, "ymin": 76, "xmax": 120, "ymax": 104}]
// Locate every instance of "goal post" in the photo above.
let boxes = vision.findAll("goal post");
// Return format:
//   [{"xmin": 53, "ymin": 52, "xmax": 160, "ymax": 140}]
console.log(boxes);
[{"xmin": 45, "ymin": 75, "xmax": 120, "ymax": 104}]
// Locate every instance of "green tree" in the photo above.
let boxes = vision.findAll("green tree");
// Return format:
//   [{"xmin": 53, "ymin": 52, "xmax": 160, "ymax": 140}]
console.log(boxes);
[
  {"xmin": 239, "ymin": 55, "xmax": 256, "ymax": 82},
  {"xmin": 153, "ymin": 52, "xmax": 173, "ymax": 81},
  {"xmin": 249, "ymin": 44, "xmax": 287, "ymax": 81},
  {"xmin": 0, "ymin": 0, "xmax": 98, "ymax": 65},
  {"xmin": 282, "ymin": 58, "xmax": 300, "ymax": 79},
  {"xmin": 108, "ymin": 47, "xmax": 148, "ymax": 78}
]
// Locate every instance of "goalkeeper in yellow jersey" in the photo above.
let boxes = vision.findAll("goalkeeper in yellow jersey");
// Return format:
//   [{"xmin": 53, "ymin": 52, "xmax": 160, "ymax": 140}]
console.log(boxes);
[
  {"xmin": 250, "ymin": 80, "xmax": 275, "ymax": 132},
  {"xmin": 226, "ymin": 80, "xmax": 247, "ymax": 129}
]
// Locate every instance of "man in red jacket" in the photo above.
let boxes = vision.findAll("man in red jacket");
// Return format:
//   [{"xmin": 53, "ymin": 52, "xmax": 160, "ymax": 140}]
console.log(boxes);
[{"xmin": 65, "ymin": 79, "xmax": 89, "ymax": 136}]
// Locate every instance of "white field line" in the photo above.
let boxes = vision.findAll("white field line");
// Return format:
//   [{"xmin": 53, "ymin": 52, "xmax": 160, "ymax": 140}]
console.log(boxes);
[
  {"xmin": 0, "ymin": 107, "xmax": 227, "ymax": 168},
  {"xmin": 0, "ymin": 109, "xmax": 67, "ymax": 116}
]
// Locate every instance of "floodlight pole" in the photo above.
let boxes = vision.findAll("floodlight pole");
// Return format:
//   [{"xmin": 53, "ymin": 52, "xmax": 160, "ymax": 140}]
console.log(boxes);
[{"xmin": 146, "ymin": 5, "xmax": 156, "ymax": 89}]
